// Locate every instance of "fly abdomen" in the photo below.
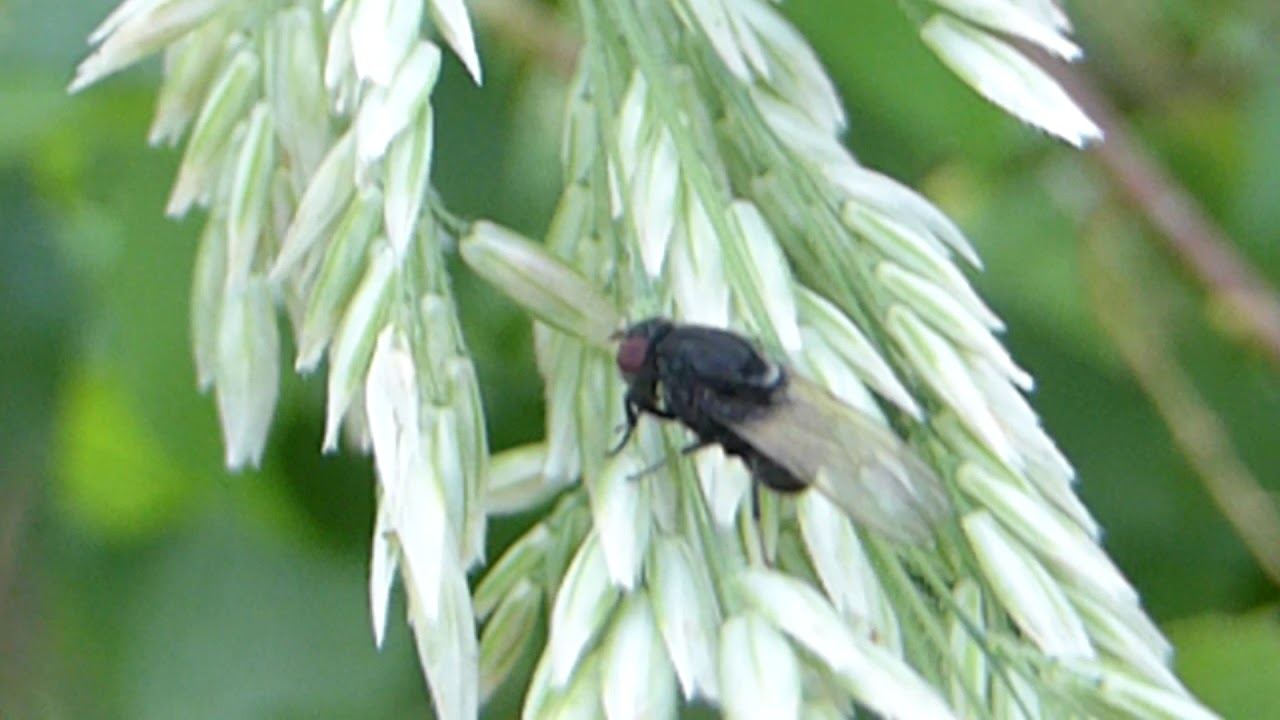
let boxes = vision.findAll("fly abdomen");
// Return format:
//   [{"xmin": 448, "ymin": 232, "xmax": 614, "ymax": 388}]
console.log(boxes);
[{"xmin": 745, "ymin": 452, "xmax": 808, "ymax": 493}]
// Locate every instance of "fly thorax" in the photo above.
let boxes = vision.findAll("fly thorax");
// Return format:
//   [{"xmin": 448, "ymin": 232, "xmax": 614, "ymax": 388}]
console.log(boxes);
[{"xmin": 758, "ymin": 359, "xmax": 784, "ymax": 389}]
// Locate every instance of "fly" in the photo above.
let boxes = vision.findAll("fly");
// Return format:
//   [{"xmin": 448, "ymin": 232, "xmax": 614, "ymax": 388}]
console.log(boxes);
[{"xmin": 612, "ymin": 317, "xmax": 949, "ymax": 543}]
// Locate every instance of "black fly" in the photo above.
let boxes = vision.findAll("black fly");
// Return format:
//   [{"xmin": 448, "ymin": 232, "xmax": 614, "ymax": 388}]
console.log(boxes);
[{"xmin": 612, "ymin": 317, "xmax": 949, "ymax": 543}]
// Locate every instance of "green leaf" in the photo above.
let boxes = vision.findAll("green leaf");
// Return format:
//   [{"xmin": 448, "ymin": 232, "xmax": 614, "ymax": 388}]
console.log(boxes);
[{"xmin": 1167, "ymin": 608, "xmax": 1280, "ymax": 719}]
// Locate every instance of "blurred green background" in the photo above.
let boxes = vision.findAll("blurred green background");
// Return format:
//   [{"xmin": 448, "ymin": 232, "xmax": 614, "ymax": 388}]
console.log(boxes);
[{"xmin": 2, "ymin": 0, "xmax": 1279, "ymax": 717}]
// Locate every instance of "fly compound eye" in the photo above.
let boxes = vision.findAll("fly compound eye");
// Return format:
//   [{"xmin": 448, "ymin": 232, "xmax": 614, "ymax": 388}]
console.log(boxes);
[{"xmin": 616, "ymin": 335, "xmax": 651, "ymax": 375}]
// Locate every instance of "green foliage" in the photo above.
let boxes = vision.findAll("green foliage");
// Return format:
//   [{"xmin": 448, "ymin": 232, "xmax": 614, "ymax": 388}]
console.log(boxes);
[
  {"xmin": 1168, "ymin": 609, "xmax": 1280, "ymax": 718},
  {"xmin": 2, "ymin": 0, "xmax": 1277, "ymax": 717}
]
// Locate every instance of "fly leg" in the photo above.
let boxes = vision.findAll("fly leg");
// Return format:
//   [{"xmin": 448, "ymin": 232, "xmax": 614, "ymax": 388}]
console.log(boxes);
[
  {"xmin": 609, "ymin": 391, "xmax": 676, "ymax": 456},
  {"xmin": 607, "ymin": 399, "xmax": 640, "ymax": 456},
  {"xmin": 679, "ymin": 439, "xmax": 714, "ymax": 456},
  {"xmin": 624, "ymin": 438, "xmax": 715, "ymax": 481}
]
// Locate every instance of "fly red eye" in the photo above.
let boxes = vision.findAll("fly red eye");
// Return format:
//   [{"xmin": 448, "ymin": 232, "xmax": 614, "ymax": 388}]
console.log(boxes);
[{"xmin": 616, "ymin": 336, "xmax": 650, "ymax": 374}]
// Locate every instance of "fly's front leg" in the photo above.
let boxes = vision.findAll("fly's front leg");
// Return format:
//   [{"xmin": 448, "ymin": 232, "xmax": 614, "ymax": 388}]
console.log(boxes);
[
  {"xmin": 608, "ymin": 395, "xmax": 642, "ymax": 456},
  {"xmin": 610, "ymin": 381, "xmax": 683, "ymax": 453},
  {"xmin": 626, "ymin": 439, "xmax": 712, "ymax": 481}
]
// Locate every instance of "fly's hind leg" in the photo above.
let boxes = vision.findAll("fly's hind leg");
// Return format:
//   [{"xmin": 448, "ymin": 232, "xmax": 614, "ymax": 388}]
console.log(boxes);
[{"xmin": 742, "ymin": 480, "xmax": 779, "ymax": 569}]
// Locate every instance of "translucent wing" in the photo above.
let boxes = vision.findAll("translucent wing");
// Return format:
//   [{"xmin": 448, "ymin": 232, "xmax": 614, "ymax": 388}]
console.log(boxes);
[{"xmin": 728, "ymin": 375, "xmax": 950, "ymax": 544}]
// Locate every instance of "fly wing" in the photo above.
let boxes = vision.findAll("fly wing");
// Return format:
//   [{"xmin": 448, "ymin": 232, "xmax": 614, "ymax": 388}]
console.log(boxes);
[{"xmin": 728, "ymin": 375, "xmax": 950, "ymax": 544}]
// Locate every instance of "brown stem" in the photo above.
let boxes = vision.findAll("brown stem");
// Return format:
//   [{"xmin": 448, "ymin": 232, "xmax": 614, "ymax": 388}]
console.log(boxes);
[
  {"xmin": 1084, "ymin": 223, "xmax": 1280, "ymax": 588},
  {"xmin": 1049, "ymin": 59, "xmax": 1280, "ymax": 368}
]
